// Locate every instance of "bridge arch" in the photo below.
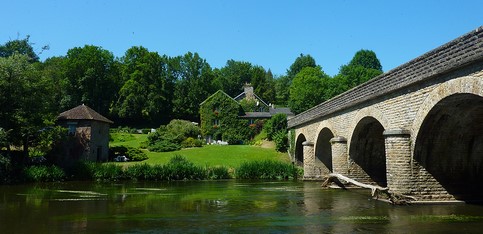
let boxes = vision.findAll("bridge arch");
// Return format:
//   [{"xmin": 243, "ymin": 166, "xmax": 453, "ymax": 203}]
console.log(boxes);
[
  {"xmin": 347, "ymin": 106, "xmax": 390, "ymax": 147},
  {"xmin": 413, "ymin": 76, "xmax": 483, "ymax": 201},
  {"xmin": 412, "ymin": 76, "xmax": 483, "ymax": 143},
  {"xmin": 348, "ymin": 116, "xmax": 387, "ymax": 187},
  {"xmin": 314, "ymin": 127, "xmax": 335, "ymax": 173},
  {"xmin": 294, "ymin": 133, "xmax": 307, "ymax": 166}
]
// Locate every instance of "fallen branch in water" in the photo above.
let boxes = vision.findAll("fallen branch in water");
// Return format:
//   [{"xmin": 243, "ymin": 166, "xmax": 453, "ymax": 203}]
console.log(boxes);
[
  {"xmin": 322, "ymin": 173, "xmax": 388, "ymax": 197},
  {"xmin": 322, "ymin": 173, "xmax": 417, "ymax": 204}
]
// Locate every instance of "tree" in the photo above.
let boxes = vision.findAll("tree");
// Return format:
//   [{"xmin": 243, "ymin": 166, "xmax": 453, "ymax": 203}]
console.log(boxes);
[
  {"xmin": 286, "ymin": 53, "xmax": 317, "ymax": 79},
  {"xmin": 275, "ymin": 54, "xmax": 318, "ymax": 106},
  {"xmin": 288, "ymin": 66, "xmax": 330, "ymax": 114},
  {"xmin": 264, "ymin": 113, "xmax": 288, "ymax": 140},
  {"xmin": 215, "ymin": 60, "xmax": 253, "ymax": 97},
  {"xmin": 112, "ymin": 46, "xmax": 174, "ymax": 124},
  {"xmin": 334, "ymin": 49, "xmax": 383, "ymax": 92},
  {"xmin": 0, "ymin": 53, "xmax": 55, "ymax": 159},
  {"xmin": 348, "ymin": 49, "xmax": 382, "ymax": 71},
  {"xmin": 172, "ymin": 52, "xmax": 216, "ymax": 121},
  {"xmin": 0, "ymin": 35, "xmax": 46, "ymax": 63},
  {"xmin": 252, "ymin": 67, "xmax": 276, "ymax": 104},
  {"xmin": 38, "ymin": 56, "xmax": 68, "ymax": 114},
  {"xmin": 275, "ymin": 75, "xmax": 291, "ymax": 106},
  {"xmin": 62, "ymin": 45, "xmax": 119, "ymax": 116}
]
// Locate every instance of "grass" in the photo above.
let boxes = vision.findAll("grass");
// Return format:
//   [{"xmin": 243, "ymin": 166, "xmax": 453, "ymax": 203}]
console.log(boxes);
[
  {"xmin": 110, "ymin": 133, "xmax": 148, "ymax": 148},
  {"xmin": 109, "ymin": 133, "xmax": 291, "ymax": 168}
]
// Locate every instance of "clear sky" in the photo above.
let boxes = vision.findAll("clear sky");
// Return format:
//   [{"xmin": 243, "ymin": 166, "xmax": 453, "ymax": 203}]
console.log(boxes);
[{"xmin": 2, "ymin": 0, "xmax": 482, "ymax": 76}]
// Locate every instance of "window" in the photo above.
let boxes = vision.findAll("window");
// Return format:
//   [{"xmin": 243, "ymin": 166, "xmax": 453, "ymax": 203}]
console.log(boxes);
[
  {"xmin": 213, "ymin": 119, "xmax": 220, "ymax": 129},
  {"xmin": 67, "ymin": 122, "xmax": 77, "ymax": 136}
]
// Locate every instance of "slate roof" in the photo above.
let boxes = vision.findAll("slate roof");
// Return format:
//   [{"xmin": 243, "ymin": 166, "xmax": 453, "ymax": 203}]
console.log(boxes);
[
  {"xmin": 58, "ymin": 104, "xmax": 114, "ymax": 124},
  {"xmin": 239, "ymin": 112, "xmax": 273, "ymax": 119},
  {"xmin": 270, "ymin": 107, "xmax": 294, "ymax": 116},
  {"xmin": 239, "ymin": 108, "xmax": 294, "ymax": 119}
]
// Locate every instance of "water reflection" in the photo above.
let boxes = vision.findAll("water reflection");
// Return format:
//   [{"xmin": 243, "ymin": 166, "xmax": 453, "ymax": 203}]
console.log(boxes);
[{"xmin": 1, "ymin": 181, "xmax": 483, "ymax": 233}]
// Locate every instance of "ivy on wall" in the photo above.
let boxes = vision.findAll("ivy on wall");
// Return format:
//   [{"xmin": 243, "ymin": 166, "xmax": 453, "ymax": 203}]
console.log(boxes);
[{"xmin": 199, "ymin": 91, "xmax": 250, "ymax": 143}]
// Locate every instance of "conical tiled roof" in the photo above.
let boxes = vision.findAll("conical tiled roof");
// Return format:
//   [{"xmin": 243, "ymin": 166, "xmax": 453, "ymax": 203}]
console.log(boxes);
[{"xmin": 57, "ymin": 104, "xmax": 113, "ymax": 124}]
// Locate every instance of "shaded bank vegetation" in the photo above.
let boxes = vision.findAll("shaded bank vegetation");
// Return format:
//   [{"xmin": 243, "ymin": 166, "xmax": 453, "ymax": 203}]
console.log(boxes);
[{"xmin": 0, "ymin": 155, "xmax": 301, "ymax": 183}]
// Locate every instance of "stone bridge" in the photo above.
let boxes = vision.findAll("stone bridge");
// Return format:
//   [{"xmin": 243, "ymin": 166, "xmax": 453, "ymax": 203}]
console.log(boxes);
[{"xmin": 287, "ymin": 26, "xmax": 483, "ymax": 202}]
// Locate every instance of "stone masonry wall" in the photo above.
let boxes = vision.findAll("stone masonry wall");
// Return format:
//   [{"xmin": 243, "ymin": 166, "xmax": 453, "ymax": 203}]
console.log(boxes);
[
  {"xmin": 294, "ymin": 64, "xmax": 482, "ymax": 200},
  {"xmin": 290, "ymin": 27, "xmax": 483, "ymax": 201}
]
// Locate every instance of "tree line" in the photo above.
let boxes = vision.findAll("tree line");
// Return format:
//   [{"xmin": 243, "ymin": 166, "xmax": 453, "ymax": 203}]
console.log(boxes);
[{"xmin": 0, "ymin": 36, "xmax": 383, "ymax": 151}]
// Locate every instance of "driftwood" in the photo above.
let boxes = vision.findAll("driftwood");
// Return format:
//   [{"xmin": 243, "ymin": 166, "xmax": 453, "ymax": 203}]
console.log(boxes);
[
  {"xmin": 322, "ymin": 173, "xmax": 416, "ymax": 204},
  {"xmin": 322, "ymin": 173, "xmax": 388, "ymax": 197}
]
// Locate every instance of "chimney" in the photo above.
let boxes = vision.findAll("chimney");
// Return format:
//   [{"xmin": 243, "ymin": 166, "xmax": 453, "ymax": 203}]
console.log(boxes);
[{"xmin": 244, "ymin": 83, "xmax": 254, "ymax": 100}]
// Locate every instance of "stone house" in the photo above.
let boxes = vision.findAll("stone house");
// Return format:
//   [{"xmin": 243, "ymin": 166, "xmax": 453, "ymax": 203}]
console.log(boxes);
[
  {"xmin": 199, "ymin": 84, "xmax": 293, "ymax": 143},
  {"xmin": 56, "ymin": 104, "xmax": 113, "ymax": 165}
]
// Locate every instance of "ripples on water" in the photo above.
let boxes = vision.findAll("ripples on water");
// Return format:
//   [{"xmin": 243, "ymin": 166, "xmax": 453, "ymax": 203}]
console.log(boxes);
[{"xmin": 1, "ymin": 181, "xmax": 483, "ymax": 233}]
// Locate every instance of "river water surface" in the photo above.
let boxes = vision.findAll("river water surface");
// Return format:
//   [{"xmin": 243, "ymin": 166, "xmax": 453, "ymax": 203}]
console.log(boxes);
[{"xmin": 1, "ymin": 181, "xmax": 483, "ymax": 233}]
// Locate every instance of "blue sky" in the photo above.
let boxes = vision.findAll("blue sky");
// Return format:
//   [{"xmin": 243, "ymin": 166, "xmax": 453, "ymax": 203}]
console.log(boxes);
[{"xmin": 2, "ymin": 0, "xmax": 482, "ymax": 76}]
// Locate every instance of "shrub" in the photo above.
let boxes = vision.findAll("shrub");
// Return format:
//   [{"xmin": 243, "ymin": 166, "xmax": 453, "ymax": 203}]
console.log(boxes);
[
  {"xmin": 206, "ymin": 166, "xmax": 231, "ymax": 180},
  {"xmin": 223, "ymin": 128, "xmax": 248, "ymax": 145},
  {"xmin": 163, "ymin": 155, "xmax": 206, "ymax": 180},
  {"xmin": 93, "ymin": 163, "xmax": 125, "ymax": 181},
  {"xmin": 273, "ymin": 130, "xmax": 289, "ymax": 152},
  {"xmin": 139, "ymin": 141, "xmax": 148, "ymax": 149},
  {"xmin": 68, "ymin": 161, "xmax": 98, "ymax": 180},
  {"xmin": 0, "ymin": 154, "xmax": 11, "ymax": 183},
  {"xmin": 110, "ymin": 146, "xmax": 148, "ymax": 161},
  {"xmin": 166, "ymin": 120, "xmax": 200, "ymax": 142},
  {"xmin": 148, "ymin": 141, "xmax": 181, "ymax": 152},
  {"xmin": 264, "ymin": 113, "xmax": 287, "ymax": 141},
  {"xmin": 181, "ymin": 137, "xmax": 203, "ymax": 148},
  {"xmin": 126, "ymin": 147, "xmax": 148, "ymax": 161},
  {"xmin": 147, "ymin": 120, "xmax": 201, "ymax": 151},
  {"xmin": 125, "ymin": 163, "xmax": 153, "ymax": 180},
  {"xmin": 23, "ymin": 165, "xmax": 66, "ymax": 182},
  {"xmin": 235, "ymin": 160, "xmax": 300, "ymax": 180}
]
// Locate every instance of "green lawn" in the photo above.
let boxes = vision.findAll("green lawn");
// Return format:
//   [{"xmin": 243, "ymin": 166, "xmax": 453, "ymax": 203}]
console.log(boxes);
[{"xmin": 109, "ymin": 133, "xmax": 291, "ymax": 168}]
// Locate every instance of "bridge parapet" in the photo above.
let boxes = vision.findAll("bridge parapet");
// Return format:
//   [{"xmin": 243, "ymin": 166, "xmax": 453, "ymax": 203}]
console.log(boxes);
[{"xmin": 288, "ymin": 26, "xmax": 483, "ymax": 129}]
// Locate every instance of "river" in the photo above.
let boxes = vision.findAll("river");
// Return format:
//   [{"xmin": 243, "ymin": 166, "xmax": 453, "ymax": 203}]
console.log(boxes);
[{"xmin": 1, "ymin": 181, "xmax": 483, "ymax": 233}]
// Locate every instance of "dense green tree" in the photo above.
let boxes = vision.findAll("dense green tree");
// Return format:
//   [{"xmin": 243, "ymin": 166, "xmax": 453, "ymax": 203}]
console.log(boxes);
[
  {"xmin": 215, "ymin": 60, "xmax": 253, "ymax": 97},
  {"xmin": 288, "ymin": 66, "xmax": 330, "ymax": 114},
  {"xmin": 334, "ymin": 49, "xmax": 383, "ymax": 94},
  {"xmin": 37, "ymin": 56, "xmax": 68, "ymax": 114},
  {"xmin": 0, "ymin": 35, "xmax": 46, "ymax": 63},
  {"xmin": 286, "ymin": 53, "xmax": 317, "ymax": 79},
  {"xmin": 348, "ymin": 49, "xmax": 382, "ymax": 71},
  {"xmin": 0, "ymin": 54, "xmax": 55, "ymax": 158},
  {"xmin": 172, "ymin": 52, "xmax": 216, "ymax": 121},
  {"xmin": 275, "ymin": 75, "xmax": 291, "ymax": 106},
  {"xmin": 264, "ymin": 113, "xmax": 288, "ymax": 141},
  {"xmin": 112, "ymin": 46, "xmax": 173, "ymax": 124},
  {"xmin": 62, "ymin": 45, "xmax": 119, "ymax": 116},
  {"xmin": 215, "ymin": 60, "xmax": 275, "ymax": 105},
  {"xmin": 252, "ymin": 67, "xmax": 276, "ymax": 104},
  {"xmin": 275, "ymin": 54, "xmax": 318, "ymax": 106}
]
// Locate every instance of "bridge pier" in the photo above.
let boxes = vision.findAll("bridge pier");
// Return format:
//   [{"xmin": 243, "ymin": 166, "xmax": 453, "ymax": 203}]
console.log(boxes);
[
  {"xmin": 302, "ymin": 141, "xmax": 318, "ymax": 179},
  {"xmin": 383, "ymin": 129, "xmax": 412, "ymax": 195},
  {"xmin": 330, "ymin": 137, "xmax": 348, "ymax": 176}
]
